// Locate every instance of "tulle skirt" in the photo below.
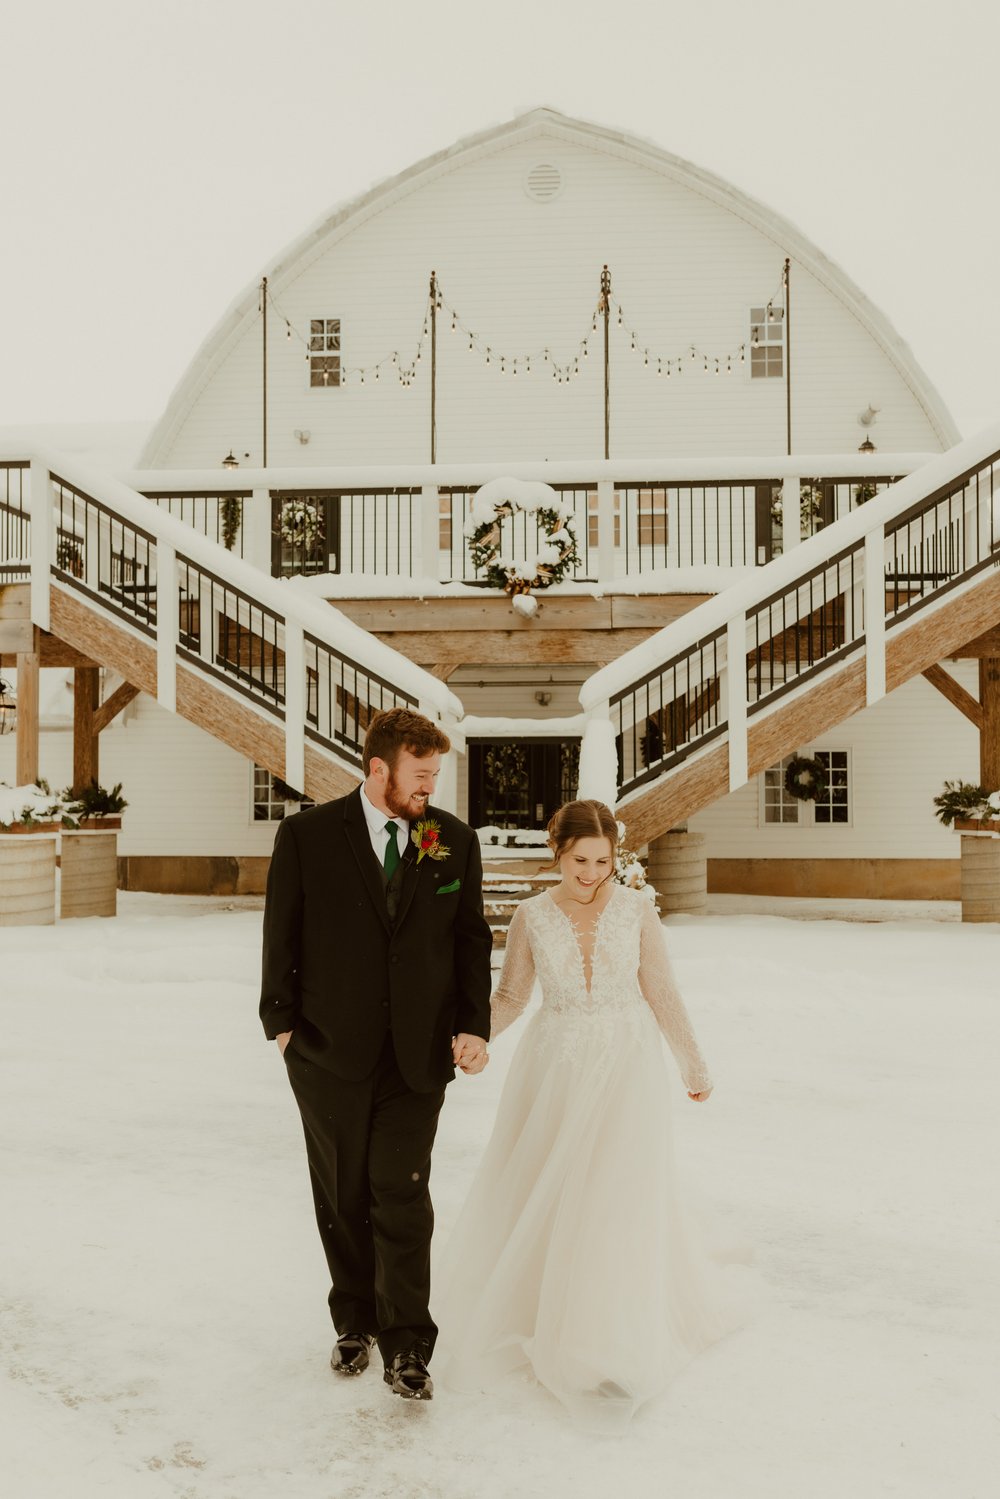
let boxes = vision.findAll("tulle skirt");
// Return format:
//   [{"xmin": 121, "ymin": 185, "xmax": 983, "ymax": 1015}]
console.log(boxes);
[{"xmin": 435, "ymin": 1004, "xmax": 746, "ymax": 1430}]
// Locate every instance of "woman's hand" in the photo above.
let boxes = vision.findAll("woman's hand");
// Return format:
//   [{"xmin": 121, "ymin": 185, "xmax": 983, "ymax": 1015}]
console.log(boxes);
[{"xmin": 687, "ymin": 1088, "xmax": 712, "ymax": 1102}]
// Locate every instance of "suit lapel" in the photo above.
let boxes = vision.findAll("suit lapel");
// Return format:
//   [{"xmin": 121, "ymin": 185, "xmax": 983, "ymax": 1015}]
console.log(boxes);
[{"xmin": 342, "ymin": 788, "xmax": 392, "ymax": 935}]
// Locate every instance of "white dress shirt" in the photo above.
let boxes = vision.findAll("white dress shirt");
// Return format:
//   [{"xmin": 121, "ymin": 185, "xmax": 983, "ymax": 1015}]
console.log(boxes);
[{"xmin": 361, "ymin": 785, "xmax": 409, "ymax": 870}]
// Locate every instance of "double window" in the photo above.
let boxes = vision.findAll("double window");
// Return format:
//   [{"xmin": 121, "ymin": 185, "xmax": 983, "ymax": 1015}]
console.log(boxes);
[
  {"xmin": 309, "ymin": 318, "xmax": 341, "ymax": 387},
  {"xmin": 253, "ymin": 765, "xmax": 315, "ymax": 822},
  {"xmin": 762, "ymin": 751, "xmax": 851, "ymax": 826}
]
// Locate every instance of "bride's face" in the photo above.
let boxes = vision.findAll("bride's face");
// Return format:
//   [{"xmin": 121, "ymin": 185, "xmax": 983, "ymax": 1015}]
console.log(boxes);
[{"xmin": 557, "ymin": 835, "xmax": 615, "ymax": 899}]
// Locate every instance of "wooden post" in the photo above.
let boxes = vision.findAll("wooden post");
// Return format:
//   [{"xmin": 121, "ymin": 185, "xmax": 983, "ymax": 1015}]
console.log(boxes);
[
  {"xmin": 980, "ymin": 658, "xmax": 1000, "ymax": 788},
  {"xmin": 73, "ymin": 666, "xmax": 100, "ymax": 794},
  {"xmin": 15, "ymin": 637, "xmax": 40, "ymax": 786}
]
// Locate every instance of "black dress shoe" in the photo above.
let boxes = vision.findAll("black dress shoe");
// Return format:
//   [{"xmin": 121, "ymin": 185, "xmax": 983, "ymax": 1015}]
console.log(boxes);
[
  {"xmin": 330, "ymin": 1332, "xmax": 376, "ymax": 1376},
  {"xmin": 383, "ymin": 1348, "xmax": 433, "ymax": 1400}
]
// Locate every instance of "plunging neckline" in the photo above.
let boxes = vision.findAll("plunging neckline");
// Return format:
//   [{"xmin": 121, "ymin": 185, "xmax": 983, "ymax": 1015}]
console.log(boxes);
[{"xmin": 544, "ymin": 886, "xmax": 617, "ymax": 995}]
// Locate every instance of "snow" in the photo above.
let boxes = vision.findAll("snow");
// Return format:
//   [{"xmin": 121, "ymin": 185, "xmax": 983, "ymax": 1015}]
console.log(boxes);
[
  {"xmin": 3, "ymin": 893, "xmax": 998, "ymax": 1498},
  {"xmin": 291, "ymin": 569, "xmax": 751, "ymax": 599}
]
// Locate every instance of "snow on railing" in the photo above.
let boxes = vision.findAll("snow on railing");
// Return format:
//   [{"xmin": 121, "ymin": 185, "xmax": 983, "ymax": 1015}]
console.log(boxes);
[
  {"xmin": 4, "ymin": 450, "xmax": 462, "ymax": 791},
  {"xmin": 580, "ymin": 422, "xmax": 1000, "ymax": 802}
]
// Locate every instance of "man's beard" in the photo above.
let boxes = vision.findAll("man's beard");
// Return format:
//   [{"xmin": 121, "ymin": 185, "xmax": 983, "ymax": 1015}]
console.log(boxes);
[{"xmin": 385, "ymin": 774, "xmax": 430, "ymax": 821}]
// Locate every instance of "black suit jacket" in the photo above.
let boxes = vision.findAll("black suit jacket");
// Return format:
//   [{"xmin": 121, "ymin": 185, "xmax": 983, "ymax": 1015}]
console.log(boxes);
[{"xmin": 259, "ymin": 788, "xmax": 494, "ymax": 1092}]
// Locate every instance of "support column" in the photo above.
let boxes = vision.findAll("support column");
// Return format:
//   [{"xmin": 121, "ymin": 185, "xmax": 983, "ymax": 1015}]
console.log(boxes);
[
  {"xmin": 980, "ymin": 658, "xmax": 1000, "ymax": 788},
  {"xmin": 15, "ymin": 637, "xmax": 40, "ymax": 786},
  {"xmin": 73, "ymin": 666, "xmax": 100, "ymax": 794}
]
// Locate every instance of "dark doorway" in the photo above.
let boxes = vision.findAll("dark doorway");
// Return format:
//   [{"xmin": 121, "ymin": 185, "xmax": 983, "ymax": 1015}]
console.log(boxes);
[{"xmin": 468, "ymin": 739, "xmax": 580, "ymax": 829}]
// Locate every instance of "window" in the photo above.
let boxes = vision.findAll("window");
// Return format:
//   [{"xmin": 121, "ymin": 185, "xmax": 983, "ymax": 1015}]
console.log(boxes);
[
  {"xmin": 749, "ymin": 306, "xmax": 783, "ymax": 379},
  {"xmin": 763, "ymin": 756, "xmax": 800, "ymax": 824},
  {"xmin": 761, "ymin": 750, "xmax": 851, "ymax": 826},
  {"xmin": 309, "ymin": 318, "xmax": 341, "ymax": 387},
  {"xmin": 253, "ymin": 765, "xmax": 314, "ymax": 822},
  {"xmin": 814, "ymin": 750, "xmax": 850, "ymax": 824}
]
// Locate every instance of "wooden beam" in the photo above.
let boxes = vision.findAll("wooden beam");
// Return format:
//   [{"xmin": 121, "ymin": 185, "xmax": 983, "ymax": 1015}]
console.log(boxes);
[
  {"xmin": 92, "ymin": 681, "xmax": 141, "ymax": 735},
  {"xmin": 370, "ymin": 629, "xmax": 646, "ymax": 666},
  {"xmin": 0, "ymin": 584, "xmax": 33, "ymax": 653},
  {"xmin": 1, "ymin": 636, "xmax": 99, "ymax": 669},
  {"xmin": 73, "ymin": 667, "xmax": 100, "ymax": 794},
  {"xmin": 426, "ymin": 664, "xmax": 459, "ymax": 681},
  {"xmin": 981, "ymin": 658, "xmax": 1000, "ymax": 788},
  {"xmin": 15, "ymin": 636, "xmax": 40, "ymax": 786},
  {"xmin": 921, "ymin": 664, "xmax": 984, "ymax": 728},
  {"xmin": 948, "ymin": 624, "xmax": 1000, "ymax": 658}
]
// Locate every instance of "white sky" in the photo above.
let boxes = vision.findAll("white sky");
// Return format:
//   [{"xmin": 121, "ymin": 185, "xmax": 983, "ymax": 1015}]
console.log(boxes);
[{"xmin": 2, "ymin": 0, "xmax": 999, "ymax": 440}]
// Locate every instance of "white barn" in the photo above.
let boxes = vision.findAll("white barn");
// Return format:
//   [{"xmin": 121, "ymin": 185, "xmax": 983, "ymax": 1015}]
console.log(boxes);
[{"xmin": 1, "ymin": 108, "xmax": 994, "ymax": 901}]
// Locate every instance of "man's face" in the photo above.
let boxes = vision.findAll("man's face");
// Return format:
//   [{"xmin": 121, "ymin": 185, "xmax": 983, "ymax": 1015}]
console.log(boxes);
[{"xmin": 378, "ymin": 748, "xmax": 441, "ymax": 820}]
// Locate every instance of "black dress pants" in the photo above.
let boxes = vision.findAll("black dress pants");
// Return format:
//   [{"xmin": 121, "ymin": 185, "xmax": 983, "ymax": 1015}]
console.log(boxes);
[{"xmin": 284, "ymin": 1032, "xmax": 446, "ymax": 1365}]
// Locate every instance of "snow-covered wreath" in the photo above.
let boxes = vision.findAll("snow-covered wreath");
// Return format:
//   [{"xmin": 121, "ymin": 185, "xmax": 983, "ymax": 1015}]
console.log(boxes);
[
  {"xmin": 279, "ymin": 499, "xmax": 323, "ymax": 550},
  {"xmin": 465, "ymin": 477, "xmax": 578, "ymax": 617}
]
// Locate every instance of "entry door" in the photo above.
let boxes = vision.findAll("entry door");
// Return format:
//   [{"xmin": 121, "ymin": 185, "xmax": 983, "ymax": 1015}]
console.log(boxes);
[{"xmin": 468, "ymin": 739, "xmax": 580, "ymax": 829}]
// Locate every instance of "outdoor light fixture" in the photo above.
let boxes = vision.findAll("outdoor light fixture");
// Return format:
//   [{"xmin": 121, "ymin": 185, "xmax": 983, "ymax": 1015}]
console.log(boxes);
[
  {"xmin": 534, "ymin": 690, "xmax": 553, "ymax": 706},
  {"xmin": 858, "ymin": 437, "xmax": 877, "ymax": 454},
  {"xmin": 858, "ymin": 405, "xmax": 880, "ymax": 427},
  {"xmin": 0, "ymin": 677, "xmax": 16, "ymax": 736},
  {"xmin": 222, "ymin": 450, "xmax": 239, "ymax": 470}
]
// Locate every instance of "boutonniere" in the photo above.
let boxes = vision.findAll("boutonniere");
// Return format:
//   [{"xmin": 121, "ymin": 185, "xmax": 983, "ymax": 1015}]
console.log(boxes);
[{"xmin": 412, "ymin": 818, "xmax": 450, "ymax": 863}]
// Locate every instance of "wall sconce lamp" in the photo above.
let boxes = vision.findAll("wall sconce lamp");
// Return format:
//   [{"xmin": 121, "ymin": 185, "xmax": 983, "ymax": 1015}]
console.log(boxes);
[
  {"xmin": 222, "ymin": 450, "xmax": 239, "ymax": 470},
  {"xmin": 534, "ymin": 690, "xmax": 553, "ymax": 706},
  {"xmin": 858, "ymin": 437, "xmax": 877, "ymax": 454},
  {"xmin": 293, "ymin": 430, "xmax": 311, "ymax": 445}
]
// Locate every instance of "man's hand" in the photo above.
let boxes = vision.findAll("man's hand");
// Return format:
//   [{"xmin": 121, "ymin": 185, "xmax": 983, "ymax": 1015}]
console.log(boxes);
[
  {"xmin": 276, "ymin": 1031, "xmax": 293, "ymax": 1056},
  {"xmin": 453, "ymin": 1033, "xmax": 489, "ymax": 1075}
]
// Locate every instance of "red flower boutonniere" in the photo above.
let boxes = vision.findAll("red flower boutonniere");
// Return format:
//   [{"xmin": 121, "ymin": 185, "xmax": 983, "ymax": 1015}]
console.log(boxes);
[{"xmin": 412, "ymin": 818, "xmax": 450, "ymax": 864}]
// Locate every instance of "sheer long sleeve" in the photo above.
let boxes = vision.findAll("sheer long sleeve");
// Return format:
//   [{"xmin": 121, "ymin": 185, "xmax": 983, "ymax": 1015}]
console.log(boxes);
[
  {"xmin": 637, "ymin": 898, "xmax": 712, "ymax": 1093},
  {"xmin": 491, "ymin": 902, "xmax": 538, "ymax": 1039}
]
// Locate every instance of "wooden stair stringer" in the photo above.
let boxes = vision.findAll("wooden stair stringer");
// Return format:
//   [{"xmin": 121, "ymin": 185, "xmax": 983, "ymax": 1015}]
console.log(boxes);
[
  {"xmin": 48, "ymin": 585, "xmax": 359, "ymax": 802},
  {"xmin": 617, "ymin": 563, "xmax": 1000, "ymax": 847}
]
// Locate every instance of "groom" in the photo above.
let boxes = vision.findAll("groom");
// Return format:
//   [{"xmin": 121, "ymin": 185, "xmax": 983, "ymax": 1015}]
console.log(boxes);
[{"xmin": 259, "ymin": 707, "xmax": 493, "ymax": 1401}]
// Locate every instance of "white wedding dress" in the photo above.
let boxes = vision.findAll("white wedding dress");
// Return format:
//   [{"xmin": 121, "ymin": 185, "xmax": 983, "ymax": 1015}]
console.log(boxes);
[{"xmin": 436, "ymin": 884, "xmax": 744, "ymax": 1429}]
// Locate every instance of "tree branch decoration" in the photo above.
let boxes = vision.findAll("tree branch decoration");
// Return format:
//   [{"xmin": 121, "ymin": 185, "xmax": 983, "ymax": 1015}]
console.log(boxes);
[
  {"xmin": 465, "ymin": 478, "xmax": 578, "ymax": 617},
  {"xmin": 784, "ymin": 754, "xmax": 828, "ymax": 803}
]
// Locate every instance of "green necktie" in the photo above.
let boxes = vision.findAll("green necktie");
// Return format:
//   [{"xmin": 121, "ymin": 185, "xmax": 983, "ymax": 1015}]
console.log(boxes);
[{"xmin": 383, "ymin": 820, "xmax": 401, "ymax": 879}]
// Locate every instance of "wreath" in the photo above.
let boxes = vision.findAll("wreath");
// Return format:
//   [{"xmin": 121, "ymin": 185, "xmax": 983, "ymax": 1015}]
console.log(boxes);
[
  {"xmin": 279, "ymin": 499, "xmax": 323, "ymax": 550},
  {"xmin": 465, "ymin": 477, "xmax": 578, "ymax": 598},
  {"xmin": 784, "ymin": 754, "xmax": 828, "ymax": 803}
]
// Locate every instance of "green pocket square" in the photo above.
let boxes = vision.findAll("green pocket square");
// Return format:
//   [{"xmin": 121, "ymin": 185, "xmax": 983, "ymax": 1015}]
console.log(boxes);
[{"xmin": 436, "ymin": 878, "xmax": 461, "ymax": 895}]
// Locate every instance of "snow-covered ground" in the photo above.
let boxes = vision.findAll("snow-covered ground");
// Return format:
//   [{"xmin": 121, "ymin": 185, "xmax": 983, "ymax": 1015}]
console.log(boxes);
[{"xmin": 2, "ymin": 894, "xmax": 997, "ymax": 1498}]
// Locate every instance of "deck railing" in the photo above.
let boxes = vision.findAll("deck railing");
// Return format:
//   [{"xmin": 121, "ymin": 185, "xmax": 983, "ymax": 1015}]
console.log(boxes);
[
  {"xmin": 583, "ymin": 428, "xmax": 1000, "ymax": 802},
  {"xmin": 116, "ymin": 455, "xmax": 931, "ymax": 587},
  {"xmin": 0, "ymin": 462, "xmax": 29, "ymax": 582}
]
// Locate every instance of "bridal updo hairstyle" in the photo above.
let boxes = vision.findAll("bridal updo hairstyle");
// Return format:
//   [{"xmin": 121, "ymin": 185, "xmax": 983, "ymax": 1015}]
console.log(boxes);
[
  {"xmin": 545, "ymin": 799, "xmax": 620, "ymax": 879},
  {"xmin": 362, "ymin": 707, "xmax": 451, "ymax": 773}
]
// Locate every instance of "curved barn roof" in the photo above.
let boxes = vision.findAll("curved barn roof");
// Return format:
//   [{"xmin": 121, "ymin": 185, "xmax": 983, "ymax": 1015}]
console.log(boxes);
[{"xmin": 140, "ymin": 108, "xmax": 958, "ymax": 464}]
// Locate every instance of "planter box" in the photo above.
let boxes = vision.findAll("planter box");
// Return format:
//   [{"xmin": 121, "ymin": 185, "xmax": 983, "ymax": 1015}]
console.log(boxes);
[
  {"xmin": 0, "ymin": 834, "xmax": 57, "ymax": 925},
  {"xmin": 60, "ymin": 830, "xmax": 118, "ymax": 919},
  {"xmin": 954, "ymin": 818, "xmax": 1000, "ymax": 835},
  {"xmin": 0, "ymin": 820, "xmax": 66, "ymax": 835}
]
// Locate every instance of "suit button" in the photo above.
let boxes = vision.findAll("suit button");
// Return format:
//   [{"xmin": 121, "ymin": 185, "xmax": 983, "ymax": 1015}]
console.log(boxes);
[
  {"xmin": 381, "ymin": 1001, "xmax": 389, "ymax": 1009},
  {"xmin": 390, "ymin": 955, "xmax": 400, "ymax": 965}
]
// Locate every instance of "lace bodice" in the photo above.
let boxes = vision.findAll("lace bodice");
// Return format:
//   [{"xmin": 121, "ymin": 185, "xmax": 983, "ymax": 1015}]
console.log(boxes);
[{"xmin": 492, "ymin": 886, "xmax": 712, "ymax": 1094}]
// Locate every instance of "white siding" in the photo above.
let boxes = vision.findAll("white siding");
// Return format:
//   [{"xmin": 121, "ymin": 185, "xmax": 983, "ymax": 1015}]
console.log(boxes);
[
  {"xmin": 153, "ymin": 134, "xmax": 946, "ymax": 470},
  {"xmin": 689, "ymin": 665, "xmax": 981, "ymax": 860}
]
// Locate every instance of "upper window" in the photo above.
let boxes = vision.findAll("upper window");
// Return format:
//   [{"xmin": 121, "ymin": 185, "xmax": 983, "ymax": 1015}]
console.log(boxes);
[
  {"xmin": 310, "ymin": 319, "xmax": 341, "ymax": 387},
  {"xmin": 749, "ymin": 306, "xmax": 783, "ymax": 379}
]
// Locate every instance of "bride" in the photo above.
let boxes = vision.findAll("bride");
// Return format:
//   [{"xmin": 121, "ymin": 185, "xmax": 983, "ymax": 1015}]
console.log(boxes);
[{"xmin": 436, "ymin": 799, "xmax": 741, "ymax": 1428}]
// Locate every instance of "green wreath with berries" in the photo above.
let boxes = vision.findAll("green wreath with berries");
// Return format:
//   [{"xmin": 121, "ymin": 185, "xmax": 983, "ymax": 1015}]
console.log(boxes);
[{"xmin": 784, "ymin": 754, "xmax": 828, "ymax": 803}]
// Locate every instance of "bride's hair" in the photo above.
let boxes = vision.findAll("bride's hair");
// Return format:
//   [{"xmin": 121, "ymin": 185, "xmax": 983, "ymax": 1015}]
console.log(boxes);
[{"xmin": 545, "ymin": 801, "xmax": 620, "ymax": 895}]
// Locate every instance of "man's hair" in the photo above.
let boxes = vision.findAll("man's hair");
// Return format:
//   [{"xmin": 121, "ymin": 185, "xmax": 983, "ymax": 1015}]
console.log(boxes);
[{"xmin": 362, "ymin": 707, "xmax": 451, "ymax": 774}]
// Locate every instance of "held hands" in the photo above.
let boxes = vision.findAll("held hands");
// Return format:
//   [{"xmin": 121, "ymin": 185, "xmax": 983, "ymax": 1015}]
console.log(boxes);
[{"xmin": 453, "ymin": 1033, "xmax": 489, "ymax": 1076}]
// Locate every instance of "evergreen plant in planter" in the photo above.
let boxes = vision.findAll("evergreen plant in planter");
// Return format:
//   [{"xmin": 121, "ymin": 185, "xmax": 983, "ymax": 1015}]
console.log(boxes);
[
  {"xmin": 0, "ymin": 780, "xmax": 80, "ymax": 834},
  {"xmin": 63, "ymin": 780, "xmax": 128, "ymax": 829},
  {"xmin": 933, "ymin": 781, "xmax": 1000, "ymax": 834}
]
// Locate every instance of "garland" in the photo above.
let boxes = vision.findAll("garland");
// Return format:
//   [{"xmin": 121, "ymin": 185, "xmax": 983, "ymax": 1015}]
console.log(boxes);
[
  {"xmin": 465, "ymin": 477, "xmax": 578, "ymax": 597},
  {"xmin": 784, "ymin": 754, "xmax": 828, "ymax": 803}
]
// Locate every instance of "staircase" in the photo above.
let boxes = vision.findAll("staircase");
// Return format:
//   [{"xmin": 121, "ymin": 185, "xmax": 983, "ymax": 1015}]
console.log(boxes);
[
  {"xmin": 482, "ymin": 867, "xmax": 560, "ymax": 949},
  {"xmin": 0, "ymin": 453, "xmax": 461, "ymax": 798},
  {"xmin": 579, "ymin": 425, "xmax": 1000, "ymax": 845}
]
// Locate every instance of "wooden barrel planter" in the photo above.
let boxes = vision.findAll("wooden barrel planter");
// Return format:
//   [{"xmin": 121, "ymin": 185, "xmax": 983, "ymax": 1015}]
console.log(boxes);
[
  {"xmin": 0, "ymin": 834, "xmax": 58, "ymax": 926},
  {"xmin": 646, "ymin": 830, "xmax": 707, "ymax": 915},
  {"xmin": 60, "ymin": 830, "xmax": 119, "ymax": 919},
  {"xmin": 958, "ymin": 830, "xmax": 1000, "ymax": 924}
]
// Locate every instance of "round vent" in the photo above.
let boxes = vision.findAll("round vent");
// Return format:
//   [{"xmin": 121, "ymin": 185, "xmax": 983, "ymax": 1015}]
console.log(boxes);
[{"xmin": 524, "ymin": 163, "xmax": 564, "ymax": 203}]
